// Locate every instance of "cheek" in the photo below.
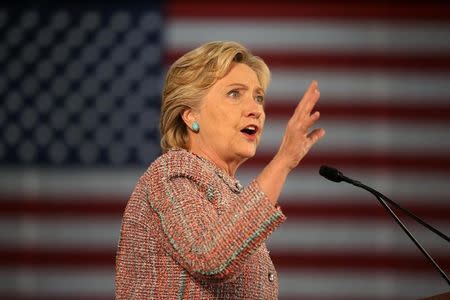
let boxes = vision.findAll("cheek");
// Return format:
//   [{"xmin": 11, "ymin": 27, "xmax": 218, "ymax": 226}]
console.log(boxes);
[
  {"xmin": 214, "ymin": 106, "xmax": 241, "ymax": 127},
  {"xmin": 260, "ymin": 113, "xmax": 266, "ymax": 131},
  {"xmin": 204, "ymin": 101, "xmax": 228, "ymax": 122},
  {"xmin": 202, "ymin": 110, "xmax": 235, "ymax": 139}
]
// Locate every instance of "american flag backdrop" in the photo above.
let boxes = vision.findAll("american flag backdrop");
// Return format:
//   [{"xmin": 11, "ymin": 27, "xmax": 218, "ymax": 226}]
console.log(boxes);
[{"xmin": 1, "ymin": 1, "xmax": 450, "ymax": 299}]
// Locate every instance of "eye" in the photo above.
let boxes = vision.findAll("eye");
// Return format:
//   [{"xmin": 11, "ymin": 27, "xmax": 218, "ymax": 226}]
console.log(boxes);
[
  {"xmin": 227, "ymin": 89, "xmax": 240, "ymax": 98},
  {"xmin": 255, "ymin": 95, "xmax": 265, "ymax": 104}
]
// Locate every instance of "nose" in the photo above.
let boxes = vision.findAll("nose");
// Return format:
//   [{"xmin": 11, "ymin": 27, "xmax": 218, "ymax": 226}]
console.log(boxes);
[
  {"xmin": 246, "ymin": 109, "xmax": 262, "ymax": 119},
  {"xmin": 244, "ymin": 95, "xmax": 264, "ymax": 119}
]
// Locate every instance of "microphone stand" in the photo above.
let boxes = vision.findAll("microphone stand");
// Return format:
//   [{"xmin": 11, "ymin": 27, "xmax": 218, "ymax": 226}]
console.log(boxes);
[
  {"xmin": 342, "ymin": 176, "xmax": 450, "ymax": 286},
  {"xmin": 343, "ymin": 177, "xmax": 450, "ymax": 243}
]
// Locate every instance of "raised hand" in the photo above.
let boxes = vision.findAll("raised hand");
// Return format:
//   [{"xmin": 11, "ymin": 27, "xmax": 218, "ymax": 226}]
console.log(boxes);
[
  {"xmin": 256, "ymin": 80, "xmax": 325, "ymax": 205},
  {"xmin": 275, "ymin": 80, "xmax": 326, "ymax": 171}
]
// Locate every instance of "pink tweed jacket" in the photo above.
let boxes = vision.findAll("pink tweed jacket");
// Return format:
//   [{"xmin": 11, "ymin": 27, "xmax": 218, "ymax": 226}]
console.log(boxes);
[{"xmin": 115, "ymin": 148, "xmax": 286, "ymax": 299}]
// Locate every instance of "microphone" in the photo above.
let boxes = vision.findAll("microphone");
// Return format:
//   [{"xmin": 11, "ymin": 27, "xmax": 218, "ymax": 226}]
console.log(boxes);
[
  {"xmin": 319, "ymin": 165, "xmax": 450, "ymax": 286},
  {"xmin": 319, "ymin": 165, "xmax": 345, "ymax": 182}
]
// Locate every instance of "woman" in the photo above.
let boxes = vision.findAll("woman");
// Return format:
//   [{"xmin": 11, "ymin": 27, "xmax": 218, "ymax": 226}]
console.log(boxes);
[{"xmin": 115, "ymin": 41, "xmax": 325, "ymax": 299}]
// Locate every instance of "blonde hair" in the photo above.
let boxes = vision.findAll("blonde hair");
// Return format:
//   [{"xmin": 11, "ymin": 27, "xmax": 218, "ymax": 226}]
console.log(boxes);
[{"xmin": 159, "ymin": 41, "xmax": 270, "ymax": 152}]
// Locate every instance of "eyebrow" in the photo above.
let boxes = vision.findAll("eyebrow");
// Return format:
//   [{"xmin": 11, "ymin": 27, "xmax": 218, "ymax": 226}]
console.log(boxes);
[{"xmin": 226, "ymin": 83, "xmax": 264, "ymax": 93}]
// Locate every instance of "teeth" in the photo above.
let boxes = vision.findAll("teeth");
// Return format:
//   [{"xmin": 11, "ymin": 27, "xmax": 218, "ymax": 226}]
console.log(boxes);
[{"xmin": 241, "ymin": 125, "xmax": 257, "ymax": 135}]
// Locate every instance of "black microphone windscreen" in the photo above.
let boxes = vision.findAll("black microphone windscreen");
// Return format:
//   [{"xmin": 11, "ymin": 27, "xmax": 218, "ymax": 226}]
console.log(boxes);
[{"xmin": 319, "ymin": 165, "xmax": 343, "ymax": 182}]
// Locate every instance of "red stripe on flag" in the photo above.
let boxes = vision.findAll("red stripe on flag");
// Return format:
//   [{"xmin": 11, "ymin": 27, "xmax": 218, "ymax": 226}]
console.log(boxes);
[
  {"xmin": 0, "ymin": 248, "xmax": 113, "ymax": 268},
  {"xmin": 1, "ymin": 197, "xmax": 449, "ymax": 222},
  {"xmin": 279, "ymin": 296, "xmax": 450, "ymax": 300},
  {"xmin": 0, "ymin": 295, "xmax": 421, "ymax": 300},
  {"xmin": 0, "ymin": 294, "xmax": 427, "ymax": 300},
  {"xmin": 265, "ymin": 102, "xmax": 450, "ymax": 121},
  {"xmin": 279, "ymin": 297, "xmax": 414, "ymax": 300},
  {"xmin": 0, "ymin": 197, "xmax": 126, "ymax": 217},
  {"xmin": 166, "ymin": 51, "xmax": 450, "ymax": 71},
  {"xmin": 248, "ymin": 153, "xmax": 450, "ymax": 171},
  {"xmin": 282, "ymin": 202, "xmax": 450, "ymax": 222},
  {"xmin": 2, "ymin": 248, "xmax": 449, "ymax": 272},
  {"xmin": 272, "ymin": 251, "xmax": 450, "ymax": 272},
  {"xmin": 166, "ymin": 2, "xmax": 450, "ymax": 21},
  {"xmin": 0, "ymin": 296, "xmax": 113, "ymax": 300}
]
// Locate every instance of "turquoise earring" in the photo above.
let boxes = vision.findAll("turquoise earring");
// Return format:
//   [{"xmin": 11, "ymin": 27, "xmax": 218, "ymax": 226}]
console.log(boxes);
[{"xmin": 192, "ymin": 121, "xmax": 200, "ymax": 133}]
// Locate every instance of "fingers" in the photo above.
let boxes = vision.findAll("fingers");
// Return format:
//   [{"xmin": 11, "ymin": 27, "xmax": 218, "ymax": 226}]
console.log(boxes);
[
  {"xmin": 307, "ymin": 128, "xmax": 326, "ymax": 145},
  {"xmin": 295, "ymin": 80, "xmax": 320, "ymax": 117},
  {"xmin": 304, "ymin": 80, "xmax": 320, "ymax": 113},
  {"xmin": 302, "ymin": 110, "xmax": 320, "ymax": 131},
  {"xmin": 277, "ymin": 81, "xmax": 325, "ymax": 170}
]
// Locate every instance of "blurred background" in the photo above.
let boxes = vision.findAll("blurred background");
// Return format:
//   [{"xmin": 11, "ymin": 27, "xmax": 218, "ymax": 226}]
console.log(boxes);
[{"xmin": 1, "ymin": 1, "xmax": 449, "ymax": 299}]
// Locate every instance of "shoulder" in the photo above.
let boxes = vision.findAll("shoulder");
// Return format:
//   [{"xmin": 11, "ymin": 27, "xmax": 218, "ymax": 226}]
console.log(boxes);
[{"xmin": 141, "ymin": 148, "xmax": 215, "ymax": 188}]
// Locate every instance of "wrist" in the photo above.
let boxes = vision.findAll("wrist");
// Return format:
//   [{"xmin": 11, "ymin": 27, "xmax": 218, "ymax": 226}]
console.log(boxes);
[{"xmin": 270, "ymin": 154, "xmax": 293, "ymax": 176}]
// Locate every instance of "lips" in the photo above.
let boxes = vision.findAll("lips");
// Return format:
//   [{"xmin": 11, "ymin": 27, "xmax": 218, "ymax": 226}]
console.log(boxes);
[{"xmin": 240, "ymin": 124, "xmax": 259, "ymax": 137}]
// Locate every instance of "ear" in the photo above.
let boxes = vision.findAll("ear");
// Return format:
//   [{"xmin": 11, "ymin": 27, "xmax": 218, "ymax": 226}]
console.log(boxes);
[{"xmin": 181, "ymin": 108, "xmax": 197, "ymax": 128}]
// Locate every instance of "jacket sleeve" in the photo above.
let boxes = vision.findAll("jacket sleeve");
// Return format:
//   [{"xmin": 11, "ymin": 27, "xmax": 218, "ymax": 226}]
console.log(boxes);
[
  {"xmin": 115, "ymin": 179, "xmax": 156, "ymax": 299},
  {"xmin": 144, "ymin": 156, "xmax": 286, "ymax": 281}
]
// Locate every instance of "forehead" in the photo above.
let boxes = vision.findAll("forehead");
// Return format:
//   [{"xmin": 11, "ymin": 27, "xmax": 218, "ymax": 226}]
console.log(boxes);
[{"xmin": 215, "ymin": 63, "xmax": 262, "ymax": 90}]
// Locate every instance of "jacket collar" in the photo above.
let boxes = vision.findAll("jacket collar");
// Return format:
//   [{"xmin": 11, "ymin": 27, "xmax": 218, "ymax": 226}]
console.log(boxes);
[{"xmin": 168, "ymin": 148, "xmax": 244, "ymax": 193}]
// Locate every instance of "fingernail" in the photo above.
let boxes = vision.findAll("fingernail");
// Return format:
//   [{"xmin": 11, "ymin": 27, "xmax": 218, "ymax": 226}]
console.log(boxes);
[{"xmin": 315, "ymin": 88, "xmax": 320, "ymax": 94}]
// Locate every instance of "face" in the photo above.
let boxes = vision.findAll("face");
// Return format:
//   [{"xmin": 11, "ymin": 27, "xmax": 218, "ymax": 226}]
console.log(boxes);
[{"xmin": 192, "ymin": 63, "xmax": 266, "ymax": 166}]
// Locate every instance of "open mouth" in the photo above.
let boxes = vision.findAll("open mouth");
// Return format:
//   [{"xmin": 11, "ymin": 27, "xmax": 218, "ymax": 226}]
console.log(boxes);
[{"xmin": 240, "ymin": 125, "xmax": 258, "ymax": 136}]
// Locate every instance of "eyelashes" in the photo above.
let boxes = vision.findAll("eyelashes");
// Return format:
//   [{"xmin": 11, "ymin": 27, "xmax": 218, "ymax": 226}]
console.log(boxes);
[
  {"xmin": 227, "ymin": 90, "xmax": 240, "ymax": 98},
  {"xmin": 227, "ymin": 89, "xmax": 265, "ymax": 104},
  {"xmin": 255, "ymin": 95, "xmax": 265, "ymax": 104}
]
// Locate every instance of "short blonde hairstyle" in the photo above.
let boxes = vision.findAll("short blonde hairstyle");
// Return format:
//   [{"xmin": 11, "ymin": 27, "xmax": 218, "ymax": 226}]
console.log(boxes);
[{"xmin": 159, "ymin": 41, "xmax": 270, "ymax": 152}]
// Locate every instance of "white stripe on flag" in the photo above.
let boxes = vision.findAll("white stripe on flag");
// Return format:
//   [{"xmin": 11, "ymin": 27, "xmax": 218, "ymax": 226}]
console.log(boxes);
[
  {"xmin": 278, "ymin": 269, "xmax": 449, "ymax": 299},
  {"xmin": 0, "ymin": 268, "xmax": 114, "ymax": 296},
  {"xmin": 260, "ymin": 120, "xmax": 450, "ymax": 154},
  {"xmin": 167, "ymin": 20, "xmax": 450, "ymax": 53},
  {"xmin": 1, "ymin": 168, "xmax": 450, "ymax": 203},
  {"xmin": 267, "ymin": 70, "xmax": 450, "ymax": 102},
  {"xmin": 1, "ymin": 217, "xmax": 448, "ymax": 254}
]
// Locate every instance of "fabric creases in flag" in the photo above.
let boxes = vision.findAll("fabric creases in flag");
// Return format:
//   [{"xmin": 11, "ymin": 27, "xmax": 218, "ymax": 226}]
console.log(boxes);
[{"xmin": 0, "ymin": 1, "xmax": 449, "ymax": 299}]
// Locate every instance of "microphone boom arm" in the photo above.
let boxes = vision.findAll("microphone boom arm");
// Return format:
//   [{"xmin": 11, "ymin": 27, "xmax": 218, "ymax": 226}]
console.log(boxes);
[
  {"xmin": 349, "ymin": 179, "xmax": 450, "ymax": 286},
  {"xmin": 341, "ymin": 177, "xmax": 450, "ymax": 243},
  {"xmin": 319, "ymin": 165, "xmax": 450, "ymax": 286}
]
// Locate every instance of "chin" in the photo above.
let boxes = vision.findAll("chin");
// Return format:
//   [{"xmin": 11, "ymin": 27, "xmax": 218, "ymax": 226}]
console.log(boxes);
[{"xmin": 238, "ymin": 145, "xmax": 257, "ymax": 159}]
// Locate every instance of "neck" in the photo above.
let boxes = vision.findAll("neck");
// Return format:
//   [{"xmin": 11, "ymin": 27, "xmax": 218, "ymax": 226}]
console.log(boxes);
[{"xmin": 189, "ymin": 147, "xmax": 243, "ymax": 177}]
